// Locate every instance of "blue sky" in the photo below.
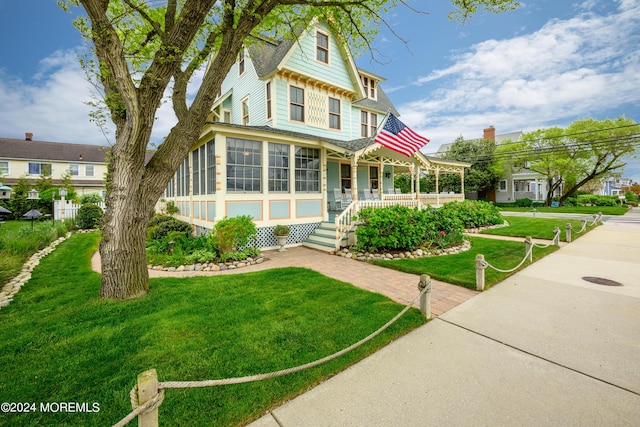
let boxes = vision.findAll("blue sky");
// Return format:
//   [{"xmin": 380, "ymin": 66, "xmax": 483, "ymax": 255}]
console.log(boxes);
[{"xmin": 0, "ymin": 0, "xmax": 639, "ymax": 181}]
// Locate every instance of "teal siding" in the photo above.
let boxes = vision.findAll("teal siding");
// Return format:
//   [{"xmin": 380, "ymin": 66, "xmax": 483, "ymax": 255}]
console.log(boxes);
[
  {"xmin": 284, "ymin": 25, "xmax": 354, "ymax": 89},
  {"xmin": 327, "ymin": 161, "xmax": 341, "ymax": 207},
  {"xmin": 269, "ymin": 201, "xmax": 290, "ymax": 219},
  {"xmin": 357, "ymin": 167, "xmax": 369, "ymax": 200},
  {"xmin": 350, "ymin": 106, "xmax": 384, "ymax": 139},
  {"xmin": 383, "ymin": 165, "xmax": 394, "ymax": 190},
  {"xmin": 296, "ymin": 200, "xmax": 322, "ymax": 217},
  {"xmin": 207, "ymin": 202, "xmax": 216, "ymax": 221},
  {"xmin": 227, "ymin": 201, "xmax": 263, "ymax": 220}
]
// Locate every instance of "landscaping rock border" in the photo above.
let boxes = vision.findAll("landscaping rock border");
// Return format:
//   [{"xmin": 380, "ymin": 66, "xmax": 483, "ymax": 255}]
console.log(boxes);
[
  {"xmin": 332, "ymin": 240, "xmax": 472, "ymax": 261},
  {"xmin": 148, "ymin": 256, "xmax": 268, "ymax": 272},
  {"xmin": 0, "ymin": 232, "xmax": 71, "ymax": 310}
]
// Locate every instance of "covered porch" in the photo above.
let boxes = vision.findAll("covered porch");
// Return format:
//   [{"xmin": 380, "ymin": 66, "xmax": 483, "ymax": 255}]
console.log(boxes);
[{"xmin": 304, "ymin": 143, "xmax": 470, "ymax": 251}]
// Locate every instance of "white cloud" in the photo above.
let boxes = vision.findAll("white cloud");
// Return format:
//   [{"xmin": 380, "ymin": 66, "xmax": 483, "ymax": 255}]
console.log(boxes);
[
  {"xmin": 0, "ymin": 48, "xmax": 182, "ymax": 148},
  {"xmin": 400, "ymin": 0, "xmax": 640, "ymax": 157}
]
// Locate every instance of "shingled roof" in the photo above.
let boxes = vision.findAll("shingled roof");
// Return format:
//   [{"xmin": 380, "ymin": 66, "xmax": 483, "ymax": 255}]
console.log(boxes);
[{"xmin": 0, "ymin": 137, "xmax": 110, "ymax": 163}]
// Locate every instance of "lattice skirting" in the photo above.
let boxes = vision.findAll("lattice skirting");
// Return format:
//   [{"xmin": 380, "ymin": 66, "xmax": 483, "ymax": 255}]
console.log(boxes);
[{"xmin": 193, "ymin": 222, "xmax": 321, "ymax": 248}]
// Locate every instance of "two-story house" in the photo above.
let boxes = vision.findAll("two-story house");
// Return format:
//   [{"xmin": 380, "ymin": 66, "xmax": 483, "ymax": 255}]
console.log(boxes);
[
  {"xmin": 0, "ymin": 133, "xmax": 109, "ymax": 196},
  {"xmin": 163, "ymin": 21, "xmax": 469, "ymax": 251}
]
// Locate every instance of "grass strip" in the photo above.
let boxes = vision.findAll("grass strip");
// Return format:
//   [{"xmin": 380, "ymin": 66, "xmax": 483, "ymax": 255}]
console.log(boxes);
[
  {"xmin": 0, "ymin": 220, "xmax": 69, "ymax": 285},
  {"xmin": 498, "ymin": 206, "xmax": 628, "ymax": 215},
  {"xmin": 0, "ymin": 232, "xmax": 425, "ymax": 426},
  {"xmin": 482, "ymin": 216, "xmax": 592, "ymax": 241},
  {"xmin": 372, "ymin": 236, "xmax": 557, "ymax": 289}
]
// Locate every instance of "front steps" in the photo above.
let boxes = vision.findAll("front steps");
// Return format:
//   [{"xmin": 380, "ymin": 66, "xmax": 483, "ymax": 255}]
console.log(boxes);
[{"xmin": 302, "ymin": 221, "xmax": 347, "ymax": 252}]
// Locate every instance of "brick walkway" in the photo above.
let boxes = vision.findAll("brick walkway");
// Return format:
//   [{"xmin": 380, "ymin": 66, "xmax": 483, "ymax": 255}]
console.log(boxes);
[{"xmin": 93, "ymin": 246, "xmax": 478, "ymax": 317}]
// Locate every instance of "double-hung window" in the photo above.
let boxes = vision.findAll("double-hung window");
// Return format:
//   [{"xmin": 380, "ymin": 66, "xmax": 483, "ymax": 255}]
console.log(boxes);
[
  {"xmin": 227, "ymin": 138, "xmax": 261, "ymax": 192},
  {"xmin": 268, "ymin": 143, "xmax": 289, "ymax": 192},
  {"xmin": 206, "ymin": 140, "xmax": 216, "ymax": 194},
  {"xmin": 316, "ymin": 31, "xmax": 329, "ymax": 64},
  {"xmin": 329, "ymin": 97, "xmax": 341, "ymax": 130},
  {"xmin": 295, "ymin": 146, "xmax": 320, "ymax": 192},
  {"xmin": 360, "ymin": 111, "xmax": 378, "ymax": 137},
  {"xmin": 290, "ymin": 86, "xmax": 304, "ymax": 122}
]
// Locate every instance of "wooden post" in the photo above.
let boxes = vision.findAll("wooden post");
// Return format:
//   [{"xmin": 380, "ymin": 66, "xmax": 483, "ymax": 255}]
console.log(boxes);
[
  {"xmin": 137, "ymin": 369, "xmax": 159, "ymax": 427},
  {"xmin": 418, "ymin": 274, "xmax": 432, "ymax": 319},
  {"xmin": 475, "ymin": 254, "xmax": 485, "ymax": 291},
  {"xmin": 553, "ymin": 227, "xmax": 560, "ymax": 246},
  {"xmin": 525, "ymin": 237, "xmax": 533, "ymax": 263},
  {"xmin": 565, "ymin": 223, "xmax": 572, "ymax": 243}
]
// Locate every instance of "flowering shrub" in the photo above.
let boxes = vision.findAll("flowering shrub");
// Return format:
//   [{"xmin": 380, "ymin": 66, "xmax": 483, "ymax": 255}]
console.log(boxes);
[{"xmin": 354, "ymin": 205, "xmax": 465, "ymax": 252}]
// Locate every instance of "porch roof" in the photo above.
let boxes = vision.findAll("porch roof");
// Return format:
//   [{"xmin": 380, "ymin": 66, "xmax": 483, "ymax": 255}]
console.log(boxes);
[{"xmin": 203, "ymin": 122, "xmax": 470, "ymax": 171}]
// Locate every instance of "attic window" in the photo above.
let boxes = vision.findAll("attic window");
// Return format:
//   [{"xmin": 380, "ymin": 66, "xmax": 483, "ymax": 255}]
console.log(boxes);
[
  {"xmin": 316, "ymin": 31, "xmax": 329, "ymax": 64},
  {"xmin": 238, "ymin": 49, "xmax": 245, "ymax": 75},
  {"xmin": 362, "ymin": 77, "xmax": 377, "ymax": 100}
]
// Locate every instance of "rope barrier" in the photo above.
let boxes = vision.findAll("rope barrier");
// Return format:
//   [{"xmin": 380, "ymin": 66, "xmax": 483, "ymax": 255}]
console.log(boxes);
[
  {"xmin": 112, "ymin": 387, "xmax": 165, "ymax": 427},
  {"xmin": 533, "ymin": 228, "xmax": 561, "ymax": 248},
  {"xmin": 567, "ymin": 213, "xmax": 602, "ymax": 236},
  {"xmin": 480, "ymin": 241, "xmax": 534, "ymax": 273},
  {"xmin": 159, "ymin": 284, "xmax": 430, "ymax": 389},
  {"xmin": 112, "ymin": 283, "xmax": 431, "ymax": 426}
]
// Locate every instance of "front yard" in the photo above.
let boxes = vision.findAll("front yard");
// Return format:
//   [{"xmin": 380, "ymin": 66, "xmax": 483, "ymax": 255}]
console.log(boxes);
[{"xmin": 0, "ymin": 232, "xmax": 424, "ymax": 426}]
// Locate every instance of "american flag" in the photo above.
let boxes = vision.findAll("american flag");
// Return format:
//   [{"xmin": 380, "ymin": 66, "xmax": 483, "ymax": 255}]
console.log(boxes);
[{"xmin": 374, "ymin": 113, "xmax": 430, "ymax": 157}]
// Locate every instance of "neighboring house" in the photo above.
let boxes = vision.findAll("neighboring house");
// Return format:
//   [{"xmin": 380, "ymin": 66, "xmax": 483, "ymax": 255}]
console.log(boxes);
[
  {"xmin": 163, "ymin": 21, "xmax": 469, "ymax": 251},
  {"xmin": 600, "ymin": 177, "xmax": 632, "ymax": 196},
  {"xmin": 482, "ymin": 127, "xmax": 552, "ymax": 204},
  {"xmin": 0, "ymin": 134, "xmax": 109, "ymax": 196}
]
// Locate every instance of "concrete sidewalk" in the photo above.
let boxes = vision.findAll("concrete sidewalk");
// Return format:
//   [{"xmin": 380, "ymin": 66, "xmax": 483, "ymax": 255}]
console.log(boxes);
[{"xmin": 249, "ymin": 208, "xmax": 640, "ymax": 426}]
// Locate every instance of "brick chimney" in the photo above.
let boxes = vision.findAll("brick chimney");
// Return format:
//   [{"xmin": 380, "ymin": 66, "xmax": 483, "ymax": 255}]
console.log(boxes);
[
  {"xmin": 483, "ymin": 126, "xmax": 495, "ymax": 141},
  {"xmin": 25, "ymin": 132, "xmax": 33, "ymax": 141}
]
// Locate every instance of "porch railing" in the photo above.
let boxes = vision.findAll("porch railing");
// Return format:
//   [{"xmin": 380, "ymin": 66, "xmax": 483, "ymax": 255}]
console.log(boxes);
[{"xmin": 333, "ymin": 193, "xmax": 465, "ymax": 250}]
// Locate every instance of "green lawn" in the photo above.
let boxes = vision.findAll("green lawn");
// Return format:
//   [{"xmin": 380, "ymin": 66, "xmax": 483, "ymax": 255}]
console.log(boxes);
[
  {"xmin": 0, "ymin": 232, "xmax": 425, "ymax": 426},
  {"xmin": 482, "ymin": 216, "xmax": 594, "ymax": 241},
  {"xmin": 499, "ymin": 206, "xmax": 628, "ymax": 215},
  {"xmin": 0, "ymin": 220, "xmax": 68, "ymax": 285},
  {"xmin": 373, "ymin": 236, "xmax": 557, "ymax": 289}
]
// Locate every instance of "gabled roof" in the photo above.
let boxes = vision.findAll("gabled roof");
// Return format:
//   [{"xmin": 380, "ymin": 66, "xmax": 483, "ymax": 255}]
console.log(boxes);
[
  {"xmin": 353, "ymin": 86, "xmax": 399, "ymax": 116},
  {"xmin": 0, "ymin": 137, "xmax": 110, "ymax": 163},
  {"xmin": 246, "ymin": 36, "xmax": 294, "ymax": 79},
  {"xmin": 245, "ymin": 23, "xmax": 368, "ymax": 100}
]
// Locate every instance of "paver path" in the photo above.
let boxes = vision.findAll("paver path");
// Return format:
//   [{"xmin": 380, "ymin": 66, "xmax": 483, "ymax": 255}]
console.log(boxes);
[{"xmin": 92, "ymin": 247, "xmax": 477, "ymax": 317}]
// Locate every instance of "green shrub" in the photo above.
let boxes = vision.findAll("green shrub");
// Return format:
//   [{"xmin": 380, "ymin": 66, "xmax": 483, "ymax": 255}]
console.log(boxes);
[
  {"xmin": 79, "ymin": 193, "xmax": 103, "ymax": 204},
  {"xmin": 76, "ymin": 203, "xmax": 103, "ymax": 229},
  {"xmin": 152, "ymin": 218, "xmax": 192, "ymax": 240},
  {"xmin": 577, "ymin": 194, "xmax": 619, "ymax": 206},
  {"xmin": 185, "ymin": 250, "xmax": 218, "ymax": 264},
  {"xmin": 354, "ymin": 205, "xmax": 465, "ymax": 252},
  {"xmin": 514, "ymin": 197, "xmax": 533, "ymax": 207},
  {"xmin": 148, "ymin": 214, "xmax": 174, "ymax": 227},
  {"xmin": 211, "ymin": 215, "xmax": 257, "ymax": 253},
  {"xmin": 439, "ymin": 200, "xmax": 503, "ymax": 228},
  {"xmin": 625, "ymin": 191, "xmax": 637, "ymax": 204}
]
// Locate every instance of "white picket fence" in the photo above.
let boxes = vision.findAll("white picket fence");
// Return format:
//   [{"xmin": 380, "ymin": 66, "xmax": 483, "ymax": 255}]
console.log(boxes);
[{"xmin": 53, "ymin": 200, "xmax": 106, "ymax": 221}]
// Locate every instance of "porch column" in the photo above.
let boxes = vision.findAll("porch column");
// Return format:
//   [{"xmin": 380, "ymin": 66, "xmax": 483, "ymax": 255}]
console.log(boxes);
[
  {"xmin": 351, "ymin": 157, "xmax": 358, "ymax": 201},
  {"xmin": 460, "ymin": 169, "xmax": 465, "ymax": 195},
  {"xmin": 410, "ymin": 164, "xmax": 415, "ymax": 194},
  {"xmin": 435, "ymin": 166, "xmax": 440, "ymax": 206},
  {"xmin": 415, "ymin": 166, "xmax": 420, "ymax": 199}
]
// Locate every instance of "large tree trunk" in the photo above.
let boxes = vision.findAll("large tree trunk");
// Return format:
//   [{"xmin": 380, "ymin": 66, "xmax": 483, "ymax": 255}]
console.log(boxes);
[{"xmin": 99, "ymin": 124, "xmax": 156, "ymax": 300}]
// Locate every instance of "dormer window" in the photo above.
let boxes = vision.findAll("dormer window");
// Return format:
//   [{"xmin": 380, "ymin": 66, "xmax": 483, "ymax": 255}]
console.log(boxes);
[
  {"xmin": 238, "ymin": 49, "xmax": 245, "ymax": 75},
  {"xmin": 362, "ymin": 76, "xmax": 377, "ymax": 100},
  {"xmin": 316, "ymin": 31, "xmax": 329, "ymax": 64}
]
